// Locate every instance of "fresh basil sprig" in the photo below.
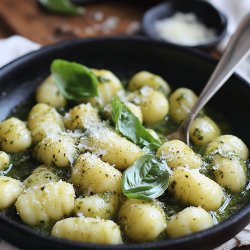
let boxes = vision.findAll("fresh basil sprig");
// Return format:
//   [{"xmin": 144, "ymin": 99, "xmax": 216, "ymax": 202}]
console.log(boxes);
[
  {"xmin": 111, "ymin": 97, "xmax": 161, "ymax": 152},
  {"xmin": 39, "ymin": 0, "xmax": 85, "ymax": 15},
  {"xmin": 122, "ymin": 155, "xmax": 170, "ymax": 201},
  {"xmin": 51, "ymin": 59, "xmax": 98, "ymax": 101}
]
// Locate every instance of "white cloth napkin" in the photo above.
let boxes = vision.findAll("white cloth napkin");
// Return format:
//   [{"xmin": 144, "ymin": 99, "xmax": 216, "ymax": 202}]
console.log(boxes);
[
  {"xmin": 0, "ymin": 35, "xmax": 40, "ymax": 67},
  {"xmin": 0, "ymin": 1, "xmax": 250, "ymax": 249},
  {"xmin": 207, "ymin": 0, "xmax": 250, "ymax": 82}
]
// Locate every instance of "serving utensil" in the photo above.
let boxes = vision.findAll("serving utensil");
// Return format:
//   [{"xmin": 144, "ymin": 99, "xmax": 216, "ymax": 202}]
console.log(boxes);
[{"xmin": 167, "ymin": 13, "xmax": 250, "ymax": 145}]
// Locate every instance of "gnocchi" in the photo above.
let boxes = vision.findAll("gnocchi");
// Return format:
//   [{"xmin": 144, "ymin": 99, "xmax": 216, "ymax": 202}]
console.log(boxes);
[
  {"xmin": 36, "ymin": 76, "xmax": 67, "ymax": 108},
  {"xmin": 0, "ymin": 65, "xmax": 249, "ymax": 245},
  {"xmin": 157, "ymin": 140, "xmax": 202, "ymax": 168},
  {"xmin": 118, "ymin": 199, "xmax": 166, "ymax": 242},
  {"xmin": 0, "ymin": 151, "xmax": 10, "ymax": 170},
  {"xmin": 24, "ymin": 165, "xmax": 59, "ymax": 188},
  {"xmin": 169, "ymin": 167, "xmax": 224, "ymax": 210},
  {"xmin": 28, "ymin": 103, "xmax": 64, "ymax": 143},
  {"xmin": 85, "ymin": 126, "xmax": 143, "ymax": 170},
  {"xmin": 51, "ymin": 217, "xmax": 122, "ymax": 244},
  {"xmin": 0, "ymin": 117, "xmax": 32, "ymax": 153},
  {"xmin": 205, "ymin": 135, "xmax": 249, "ymax": 160},
  {"xmin": 35, "ymin": 135, "xmax": 77, "ymax": 167},
  {"xmin": 64, "ymin": 103, "xmax": 100, "ymax": 130},
  {"xmin": 169, "ymin": 88, "xmax": 198, "ymax": 124},
  {"xmin": 128, "ymin": 71, "xmax": 171, "ymax": 95},
  {"xmin": 0, "ymin": 176, "xmax": 23, "ymax": 209},
  {"xmin": 16, "ymin": 181, "xmax": 75, "ymax": 225},
  {"xmin": 71, "ymin": 153, "xmax": 122, "ymax": 195},
  {"xmin": 189, "ymin": 115, "xmax": 221, "ymax": 145},
  {"xmin": 89, "ymin": 69, "xmax": 123, "ymax": 106},
  {"xmin": 74, "ymin": 193, "xmax": 120, "ymax": 219},
  {"xmin": 212, "ymin": 154, "xmax": 247, "ymax": 193},
  {"xmin": 139, "ymin": 87, "xmax": 169, "ymax": 124},
  {"xmin": 167, "ymin": 207, "xmax": 213, "ymax": 238}
]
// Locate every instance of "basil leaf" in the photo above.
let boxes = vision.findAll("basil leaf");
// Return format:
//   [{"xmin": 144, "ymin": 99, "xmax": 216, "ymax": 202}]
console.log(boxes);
[
  {"xmin": 122, "ymin": 155, "xmax": 170, "ymax": 200},
  {"xmin": 51, "ymin": 59, "xmax": 98, "ymax": 101},
  {"xmin": 111, "ymin": 97, "xmax": 161, "ymax": 151},
  {"xmin": 142, "ymin": 143, "xmax": 160, "ymax": 154},
  {"xmin": 39, "ymin": 0, "xmax": 84, "ymax": 15}
]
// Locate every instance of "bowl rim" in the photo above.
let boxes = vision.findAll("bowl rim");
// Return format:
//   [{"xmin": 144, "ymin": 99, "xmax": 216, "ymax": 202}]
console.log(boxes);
[
  {"xmin": 142, "ymin": 0, "xmax": 228, "ymax": 49},
  {"xmin": 0, "ymin": 36, "xmax": 249, "ymax": 249}
]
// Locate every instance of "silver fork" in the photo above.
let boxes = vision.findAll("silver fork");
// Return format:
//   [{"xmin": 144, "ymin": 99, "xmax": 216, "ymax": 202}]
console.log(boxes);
[{"xmin": 167, "ymin": 13, "xmax": 250, "ymax": 146}]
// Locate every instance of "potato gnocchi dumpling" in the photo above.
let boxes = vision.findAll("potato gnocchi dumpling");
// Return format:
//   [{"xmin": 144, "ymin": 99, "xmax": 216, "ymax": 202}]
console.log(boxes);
[
  {"xmin": 169, "ymin": 167, "xmax": 224, "ymax": 210},
  {"xmin": 167, "ymin": 207, "xmax": 213, "ymax": 238},
  {"xmin": 0, "ymin": 176, "xmax": 23, "ymax": 209},
  {"xmin": 0, "ymin": 117, "xmax": 32, "ymax": 153},
  {"xmin": 35, "ymin": 135, "xmax": 77, "ymax": 167},
  {"xmin": 157, "ymin": 140, "xmax": 202, "ymax": 169},
  {"xmin": 0, "ymin": 65, "xmax": 249, "ymax": 244},
  {"xmin": 118, "ymin": 199, "xmax": 166, "ymax": 242},
  {"xmin": 72, "ymin": 153, "xmax": 122, "ymax": 195},
  {"xmin": 139, "ymin": 87, "xmax": 169, "ymax": 124},
  {"xmin": 51, "ymin": 217, "xmax": 122, "ymax": 244},
  {"xmin": 36, "ymin": 76, "xmax": 67, "ymax": 108},
  {"xmin": 189, "ymin": 115, "xmax": 221, "ymax": 145},
  {"xmin": 24, "ymin": 165, "xmax": 59, "ymax": 188},
  {"xmin": 15, "ymin": 181, "xmax": 75, "ymax": 225},
  {"xmin": 64, "ymin": 103, "xmax": 100, "ymax": 130},
  {"xmin": 205, "ymin": 135, "xmax": 249, "ymax": 160},
  {"xmin": 212, "ymin": 154, "xmax": 247, "ymax": 193},
  {"xmin": 169, "ymin": 88, "xmax": 198, "ymax": 124},
  {"xmin": 28, "ymin": 103, "xmax": 64, "ymax": 143},
  {"xmin": 74, "ymin": 193, "xmax": 120, "ymax": 219},
  {"xmin": 128, "ymin": 71, "xmax": 171, "ymax": 95},
  {"xmin": 0, "ymin": 151, "xmax": 10, "ymax": 170},
  {"xmin": 89, "ymin": 69, "xmax": 123, "ymax": 106},
  {"xmin": 85, "ymin": 126, "xmax": 143, "ymax": 170}
]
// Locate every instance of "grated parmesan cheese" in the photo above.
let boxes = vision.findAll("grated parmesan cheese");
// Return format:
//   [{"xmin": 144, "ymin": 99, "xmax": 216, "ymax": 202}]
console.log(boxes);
[{"xmin": 155, "ymin": 12, "xmax": 216, "ymax": 46}]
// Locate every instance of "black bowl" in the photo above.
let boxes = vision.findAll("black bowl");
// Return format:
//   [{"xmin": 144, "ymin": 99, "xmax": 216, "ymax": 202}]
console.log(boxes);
[
  {"xmin": 0, "ymin": 37, "xmax": 249, "ymax": 250},
  {"xmin": 71, "ymin": 0, "xmax": 102, "ymax": 4},
  {"xmin": 142, "ymin": 0, "xmax": 227, "ymax": 49}
]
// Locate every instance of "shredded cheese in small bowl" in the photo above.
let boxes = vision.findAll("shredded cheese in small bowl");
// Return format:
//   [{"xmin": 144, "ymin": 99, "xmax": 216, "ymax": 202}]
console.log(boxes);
[
  {"xmin": 155, "ymin": 12, "xmax": 216, "ymax": 46},
  {"xmin": 142, "ymin": 0, "xmax": 227, "ymax": 49}
]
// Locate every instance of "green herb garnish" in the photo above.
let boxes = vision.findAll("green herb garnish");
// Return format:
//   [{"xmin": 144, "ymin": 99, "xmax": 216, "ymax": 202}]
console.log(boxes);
[
  {"xmin": 39, "ymin": 0, "xmax": 85, "ymax": 15},
  {"xmin": 122, "ymin": 155, "xmax": 170, "ymax": 201},
  {"xmin": 111, "ymin": 97, "xmax": 161, "ymax": 152},
  {"xmin": 51, "ymin": 59, "xmax": 98, "ymax": 101}
]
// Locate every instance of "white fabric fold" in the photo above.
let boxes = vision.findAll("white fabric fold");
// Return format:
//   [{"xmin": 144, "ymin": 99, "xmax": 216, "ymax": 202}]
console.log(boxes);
[
  {"xmin": 0, "ymin": 35, "xmax": 40, "ymax": 68},
  {"xmin": 206, "ymin": 0, "xmax": 250, "ymax": 82}
]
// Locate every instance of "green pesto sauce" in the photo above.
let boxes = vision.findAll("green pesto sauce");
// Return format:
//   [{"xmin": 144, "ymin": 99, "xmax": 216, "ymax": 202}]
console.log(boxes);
[
  {"xmin": 151, "ymin": 110, "xmax": 249, "ymax": 227},
  {"xmin": 215, "ymin": 185, "xmax": 250, "ymax": 222},
  {"xmin": 6, "ymin": 150, "xmax": 38, "ymax": 181},
  {"xmin": 1, "ymin": 94, "xmax": 250, "ymax": 239}
]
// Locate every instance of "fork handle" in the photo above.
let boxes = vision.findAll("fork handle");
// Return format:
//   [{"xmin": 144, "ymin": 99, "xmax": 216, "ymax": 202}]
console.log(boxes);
[{"xmin": 181, "ymin": 13, "xmax": 250, "ymax": 141}]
